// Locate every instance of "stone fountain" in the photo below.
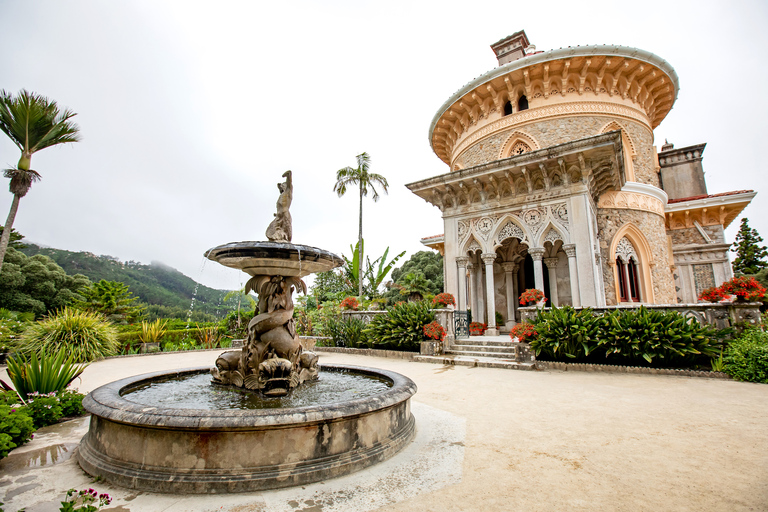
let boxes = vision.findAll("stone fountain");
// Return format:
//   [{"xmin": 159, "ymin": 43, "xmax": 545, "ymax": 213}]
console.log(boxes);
[{"xmin": 76, "ymin": 171, "xmax": 417, "ymax": 493}]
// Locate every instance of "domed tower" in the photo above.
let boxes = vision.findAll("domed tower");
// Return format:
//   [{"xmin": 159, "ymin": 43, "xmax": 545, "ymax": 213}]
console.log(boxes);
[{"xmin": 407, "ymin": 30, "xmax": 754, "ymax": 335}]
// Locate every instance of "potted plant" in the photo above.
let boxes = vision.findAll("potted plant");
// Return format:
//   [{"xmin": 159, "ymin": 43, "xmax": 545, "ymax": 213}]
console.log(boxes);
[
  {"xmin": 510, "ymin": 322, "xmax": 537, "ymax": 343},
  {"xmin": 519, "ymin": 288, "xmax": 547, "ymax": 307},
  {"xmin": 138, "ymin": 319, "xmax": 167, "ymax": 353},
  {"xmin": 469, "ymin": 322, "xmax": 487, "ymax": 336},
  {"xmin": 340, "ymin": 296, "xmax": 360, "ymax": 311},
  {"xmin": 433, "ymin": 293, "xmax": 456, "ymax": 309},
  {"xmin": 421, "ymin": 320, "xmax": 446, "ymax": 355}
]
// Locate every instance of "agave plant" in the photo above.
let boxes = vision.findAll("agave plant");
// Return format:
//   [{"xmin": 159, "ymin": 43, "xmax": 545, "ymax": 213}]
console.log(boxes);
[
  {"xmin": 195, "ymin": 323, "xmax": 222, "ymax": 349},
  {"xmin": 6, "ymin": 347, "xmax": 87, "ymax": 399},
  {"xmin": 138, "ymin": 319, "xmax": 168, "ymax": 344},
  {"xmin": 15, "ymin": 307, "xmax": 119, "ymax": 363}
]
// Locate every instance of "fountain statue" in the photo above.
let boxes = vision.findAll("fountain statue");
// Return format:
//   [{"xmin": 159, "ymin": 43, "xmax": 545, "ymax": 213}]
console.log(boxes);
[
  {"xmin": 77, "ymin": 171, "xmax": 416, "ymax": 493},
  {"xmin": 209, "ymin": 170, "xmax": 329, "ymax": 396}
]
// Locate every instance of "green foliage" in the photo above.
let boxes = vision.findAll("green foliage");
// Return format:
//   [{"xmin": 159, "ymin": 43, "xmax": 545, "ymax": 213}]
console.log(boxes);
[
  {"xmin": 310, "ymin": 269, "xmax": 348, "ymax": 303},
  {"xmin": 0, "ymin": 404, "xmax": 35, "ymax": 458},
  {"xmin": 60, "ymin": 487, "xmax": 113, "ymax": 511},
  {"xmin": 390, "ymin": 251, "xmax": 444, "ymax": 294},
  {"xmin": 76, "ymin": 279, "xmax": 144, "ymax": 323},
  {"xmin": 0, "ymin": 310, "xmax": 31, "ymax": 351},
  {"xmin": 16, "ymin": 307, "xmax": 119, "ymax": 362},
  {"xmin": 6, "ymin": 348, "xmax": 88, "ymax": 398},
  {"xmin": 21, "ymin": 244, "xmax": 232, "ymax": 319},
  {"xmin": 341, "ymin": 240, "xmax": 405, "ymax": 299},
  {"xmin": 0, "ymin": 227, "xmax": 26, "ymax": 250},
  {"xmin": 330, "ymin": 318, "xmax": 371, "ymax": 348},
  {"xmin": 732, "ymin": 218, "xmax": 768, "ymax": 275},
  {"xmin": 138, "ymin": 319, "xmax": 167, "ymax": 344},
  {"xmin": 0, "ymin": 248, "xmax": 91, "ymax": 316},
  {"xmin": 194, "ymin": 323, "xmax": 224, "ymax": 349},
  {"xmin": 57, "ymin": 389, "xmax": 85, "ymax": 417},
  {"xmin": 25, "ymin": 392, "xmax": 63, "ymax": 427},
  {"xmin": 531, "ymin": 306, "xmax": 719, "ymax": 366},
  {"xmin": 363, "ymin": 301, "xmax": 434, "ymax": 351},
  {"xmin": 723, "ymin": 329, "xmax": 768, "ymax": 383}
]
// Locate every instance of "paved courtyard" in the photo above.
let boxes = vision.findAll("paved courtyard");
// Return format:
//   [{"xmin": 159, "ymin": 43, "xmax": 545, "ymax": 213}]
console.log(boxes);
[{"xmin": 1, "ymin": 350, "xmax": 767, "ymax": 511}]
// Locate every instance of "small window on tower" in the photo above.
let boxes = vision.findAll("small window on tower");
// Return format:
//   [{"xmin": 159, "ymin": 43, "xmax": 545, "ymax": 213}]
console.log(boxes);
[
  {"xmin": 517, "ymin": 95, "xmax": 528, "ymax": 111},
  {"xmin": 503, "ymin": 101, "xmax": 513, "ymax": 116}
]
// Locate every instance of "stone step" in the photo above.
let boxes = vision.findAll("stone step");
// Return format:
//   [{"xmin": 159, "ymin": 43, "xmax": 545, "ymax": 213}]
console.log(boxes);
[
  {"xmin": 446, "ymin": 349, "xmax": 518, "ymax": 359},
  {"xmin": 451, "ymin": 339, "xmax": 515, "ymax": 347},
  {"xmin": 450, "ymin": 344, "xmax": 515, "ymax": 354},
  {"xmin": 413, "ymin": 354, "xmax": 536, "ymax": 371}
]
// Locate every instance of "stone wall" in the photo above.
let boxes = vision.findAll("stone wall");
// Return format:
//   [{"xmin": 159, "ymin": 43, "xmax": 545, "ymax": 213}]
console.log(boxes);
[
  {"xmin": 455, "ymin": 116, "xmax": 658, "ymax": 187},
  {"xmin": 669, "ymin": 225, "xmax": 726, "ymax": 245},
  {"xmin": 597, "ymin": 208, "xmax": 676, "ymax": 304}
]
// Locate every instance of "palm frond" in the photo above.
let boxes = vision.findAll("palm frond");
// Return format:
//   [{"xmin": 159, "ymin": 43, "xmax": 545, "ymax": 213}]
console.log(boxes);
[{"xmin": 3, "ymin": 168, "xmax": 41, "ymax": 197}]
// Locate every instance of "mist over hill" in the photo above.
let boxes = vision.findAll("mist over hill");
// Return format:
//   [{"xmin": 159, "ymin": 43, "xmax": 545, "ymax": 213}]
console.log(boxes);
[{"xmin": 21, "ymin": 244, "xmax": 237, "ymax": 319}]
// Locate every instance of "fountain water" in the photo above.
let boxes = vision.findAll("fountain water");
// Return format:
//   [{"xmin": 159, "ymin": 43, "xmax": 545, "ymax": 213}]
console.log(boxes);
[{"xmin": 77, "ymin": 171, "xmax": 417, "ymax": 493}]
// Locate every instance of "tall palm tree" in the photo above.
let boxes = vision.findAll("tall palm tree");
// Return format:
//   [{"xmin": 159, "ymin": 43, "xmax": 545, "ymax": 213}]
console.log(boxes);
[
  {"xmin": 0, "ymin": 89, "xmax": 80, "ymax": 272},
  {"xmin": 333, "ymin": 152, "xmax": 389, "ymax": 299}
]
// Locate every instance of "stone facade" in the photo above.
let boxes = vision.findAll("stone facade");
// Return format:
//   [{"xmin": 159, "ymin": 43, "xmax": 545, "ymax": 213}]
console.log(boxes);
[
  {"xmin": 597, "ymin": 208, "xmax": 676, "ymax": 305},
  {"xmin": 668, "ymin": 225, "xmax": 725, "ymax": 246}
]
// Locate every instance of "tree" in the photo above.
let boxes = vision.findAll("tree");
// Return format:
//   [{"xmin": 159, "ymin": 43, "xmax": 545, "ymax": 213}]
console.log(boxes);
[
  {"xmin": 0, "ymin": 226, "xmax": 26, "ymax": 250},
  {"xmin": 732, "ymin": 218, "xmax": 768, "ymax": 275},
  {"xmin": 0, "ymin": 90, "xmax": 80, "ymax": 273},
  {"xmin": 391, "ymin": 251, "xmax": 444, "ymax": 294},
  {"xmin": 341, "ymin": 239, "xmax": 405, "ymax": 300},
  {"xmin": 76, "ymin": 280, "xmax": 144, "ymax": 323},
  {"xmin": 333, "ymin": 152, "xmax": 389, "ymax": 299},
  {"xmin": 0, "ymin": 248, "xmax": 90, "ymax": 316},
  {"xmin": 310, "ymin": 269, "xmax": 349, "ymax": 303}
]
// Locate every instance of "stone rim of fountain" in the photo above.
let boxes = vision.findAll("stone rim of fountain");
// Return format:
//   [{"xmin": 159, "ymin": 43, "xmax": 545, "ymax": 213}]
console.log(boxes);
[
  {"xmin": 205, "ymin": 241, "xmax": 344, "ymax": 277},
  {"xmin": 84, "ymin": 364, "xmax": 416, "ymax": 428}
]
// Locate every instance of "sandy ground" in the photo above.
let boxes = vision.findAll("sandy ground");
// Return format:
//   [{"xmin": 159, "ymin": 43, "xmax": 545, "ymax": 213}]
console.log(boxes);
[{"xmin": 1, "ymin": 351, "xmax": 767, "ymax": 511}]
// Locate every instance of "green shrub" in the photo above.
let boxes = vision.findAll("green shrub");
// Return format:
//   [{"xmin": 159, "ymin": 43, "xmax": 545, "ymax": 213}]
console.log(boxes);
[
  {"xmin": 25, "ymin": 392, "xmax": 63, "ymax": 427},
  {"xmin": 57, "ymin": 389, "xmax": 85, "ymax": 417},
  {"xmin": 364, "ymin": 301, "xmax": 434, "ymax": 351},
  {"xmin": 335, "ymin": 318, "xmax": 370, "ymax": 348},
  {"xmin": 724, "ymin": 329, "xmax": 768, "ymax": 383},
  {"xmin": 6, "ymin": 348, "xmax": 88, "ymax": 399},
  {"xmin": 598, "ymin": 307, "xmax": 718, "ymax": 365},
  {"xmin": 531, "ymin": 306, "xmax": 719, "ymax": 366},
  {"xmin": 0, "ymin": 404, "xmax": 35, "ymax": 458},
  {"xmin": 531, "ymin": 306, "xmax": 601, "ymax": 359},
  {"xmin": 138, "ymin": 319, "xmax": 167, "ymax": 344},
  {"xmin": 15, "ymin": 307, "xmax": 118, "ymax": 362}
]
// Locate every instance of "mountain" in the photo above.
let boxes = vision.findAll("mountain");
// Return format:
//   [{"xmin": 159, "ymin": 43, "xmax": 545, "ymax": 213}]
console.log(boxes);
[{"xmin": 21, "ymin": 244, "xmax": 236, "ymax": 320}]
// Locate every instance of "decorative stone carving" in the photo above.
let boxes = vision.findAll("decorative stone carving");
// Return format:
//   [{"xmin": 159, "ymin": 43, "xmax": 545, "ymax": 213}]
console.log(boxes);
[
  {"xmin": 522, "ymin": 208, "xmax": 544, "ymax": 226},
  {"xmin": 615, "ymin": 236, "xmax": 638, "ymax": 263},
  {"xmin": 544, "ymin": 228, "xmax": 563, "ymax": 244},
  {"xmin": 477, "ymin": 217, "xmax": 494, "ymax": 239},
  {"xmin": 467, "ymin": 240, "xmax": 482, "ymax": 253},
  {"xmin": 498, "ymin": 221, "xmax": 526, "ymax": 243},
  {"xmin": 481, "ymin": 252, "xmax": 498, "ymax": 265},
  {"xmin": 265, "ymin": 171, "xmax": 293, "ymax": 242},
  {"xmin": 528, "ymin": 247, "xmax": 545, "ymax": 261},
  {"xmin": 598, "ymin": 190, "xmax": 665, "ymax": 217},
  {"xmin": 543, "ymin": 257, "xmax": 559, "ymax": 269},
  {"xmin": 455, "ymin": 256, "xmax": 469, "ymax": 267},
  {"xmin": 457, "ymin": 220, "xmax": 468, "ymax": 239},
  {"xmin": 501, "ymin": 262, "xmax": 519, "ymax": 273},
  {"xmin": 553, "ymin": 202, "xmax": 569, "ymax": 223},
  {"xmin": 563, "ymin": 244, "xmax": 577, "ymax": 258}
]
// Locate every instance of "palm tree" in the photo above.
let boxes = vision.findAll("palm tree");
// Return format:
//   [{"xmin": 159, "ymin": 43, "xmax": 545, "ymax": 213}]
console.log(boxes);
[
  {"xmin": 0, "ymin": 89, "xmax": 80, "ymax": 273},
  {"xmin": 333, "ymin": 152, "xmax": 389, "ymax": 299}
]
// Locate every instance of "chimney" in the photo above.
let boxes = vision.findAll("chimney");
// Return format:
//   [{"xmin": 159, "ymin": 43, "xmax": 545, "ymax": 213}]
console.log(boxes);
[{"xmin": 491, "ymin": 30, "xmax": 531, "ymax": 66}]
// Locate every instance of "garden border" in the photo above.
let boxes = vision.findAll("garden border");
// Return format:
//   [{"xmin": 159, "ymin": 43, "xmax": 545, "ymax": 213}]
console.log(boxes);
[{"xmin": 535, "ymin": 360, "xmax": 730, "ymax": 379}]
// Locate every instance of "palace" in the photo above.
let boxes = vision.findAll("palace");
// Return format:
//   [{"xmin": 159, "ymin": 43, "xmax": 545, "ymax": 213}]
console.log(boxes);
[{"xmin": 407, "ymin": 31, "xmax": 755, "ymax": 335}]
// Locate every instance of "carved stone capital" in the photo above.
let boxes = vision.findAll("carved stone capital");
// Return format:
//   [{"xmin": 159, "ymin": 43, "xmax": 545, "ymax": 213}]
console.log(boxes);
[
  {"xmin": 466, "ymin": 262, "xmax": 475, "ymax": 271},
  {"xmin": 543, "ymin": 257, "xmax": 559, "ymax": 269},
  {"xmin": 501, "ymin": 262, "xmax": 519, "ymax": 273},
  {"xmin": 481, "ymin": 252, "xmax": 498, "ymax": 266},
  {"xmin": 563, "ymin": 244, "xmax": 577, "ymax": 258},
  {"xmin": 528, "ymin": 247, "xmax": 545, "ymax": 261},
  {"xmin": 455, "ymin": 256, "xmax": 469, "ymax": 267}
]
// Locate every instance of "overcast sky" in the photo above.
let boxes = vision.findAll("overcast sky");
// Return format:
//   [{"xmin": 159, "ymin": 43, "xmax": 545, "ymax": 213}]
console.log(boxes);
[{"xmin": 1, "ymin": 0, "xmax": 767, "ymax": 292}]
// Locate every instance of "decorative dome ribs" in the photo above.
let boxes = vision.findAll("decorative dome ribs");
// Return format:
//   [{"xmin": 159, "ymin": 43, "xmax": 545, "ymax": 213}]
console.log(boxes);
[{"xmin": 428, "ymin": 46, "xmax": 679, "ymax": 165}]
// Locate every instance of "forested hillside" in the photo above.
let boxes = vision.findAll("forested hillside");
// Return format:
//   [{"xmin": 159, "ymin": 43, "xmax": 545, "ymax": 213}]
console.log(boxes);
[{"xmin": 21, "ymin": 244, "xmax": 234, "ymax": 319}]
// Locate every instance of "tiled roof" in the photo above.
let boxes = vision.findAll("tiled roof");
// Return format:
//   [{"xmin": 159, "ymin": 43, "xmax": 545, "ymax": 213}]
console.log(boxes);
[
  {"xmin": 420, "ymin": 234, "xmax": 444, "ymax": 240},
  {"xmin": 667, "ymin": 190, "xmax": 753, "ymax": 204}
]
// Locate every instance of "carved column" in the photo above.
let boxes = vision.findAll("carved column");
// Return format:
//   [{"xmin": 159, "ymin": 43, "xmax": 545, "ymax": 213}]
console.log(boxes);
[
  {"xmin": 563, "ymin": 244, "xmax": 581, "ymax": 307},
  {"xmin": 467, "ymin": 262, "xmax": 478, "ymax": 320},
  {"xmin": 622, "ymin": 259, "xmax": 634, "ymax": 302},
  {"xmin": 501, "ymin": 262, "xmax": 519, "ymax": 326},
  {"xmin": 529, "ymin": 248, "xmax": 545, "ymax": 293},
  {"xmin": 481, "ymin": 252, "xmax": 498, "ymax": 335},
  {"xmin": 456, "ymin": 257, "xmax": 469, "ymax": 311},
  {"xmin": 544, "ymin": 257, "xmax": 560, "ymax": 307}
]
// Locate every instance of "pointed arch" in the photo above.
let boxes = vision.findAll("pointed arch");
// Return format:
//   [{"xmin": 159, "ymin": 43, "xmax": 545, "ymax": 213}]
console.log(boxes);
[
  {"xmin": 499, "ymin": 131, "xmax": 539, "ymax": 159},
  {"xmin": 463, "ymin": 235, "xmax": 484, "ymax": 255},
  {"xmin": 609, "ymin": 223, "xmax": 655, "ymax": 303},
  {"xmin": 536, "ymin": 221, "xmax": 569, "ymax": 247},
  {"xmin": 491, "ymin": 216, "xmax": 532, "ymax": 250}
]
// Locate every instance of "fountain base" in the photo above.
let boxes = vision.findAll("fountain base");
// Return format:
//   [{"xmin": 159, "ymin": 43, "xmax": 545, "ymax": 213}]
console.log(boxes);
[{"xmin": 77, "ymin": 365, "xmax": 416, "ymax": 493}]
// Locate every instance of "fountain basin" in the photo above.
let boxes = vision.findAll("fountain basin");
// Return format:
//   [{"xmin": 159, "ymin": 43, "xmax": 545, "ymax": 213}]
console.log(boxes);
[
  {"xmin": 77, "ymin": 364, "xmax": 416, "ymax": 494},
  {"xmin": 205, "ymin": 241, "xmax": 344, "ymax": 277}
]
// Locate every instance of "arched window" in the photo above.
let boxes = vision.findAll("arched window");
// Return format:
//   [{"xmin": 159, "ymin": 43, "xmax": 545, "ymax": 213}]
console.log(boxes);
[
  {"xmin": 503, "ymin": 101, "xmax": 513, "ymax": 116},
  {"xmin": 615, "ymin": 237, "xmax": 642, "ymax": 302},
  {"xmin": 517, "ymin": 95, "xmax": 528, "ymax": 111}
]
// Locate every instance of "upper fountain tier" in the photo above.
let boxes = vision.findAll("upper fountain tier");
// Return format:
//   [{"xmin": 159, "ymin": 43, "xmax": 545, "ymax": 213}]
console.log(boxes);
[{"xmin": 205, "ymin": 241, "xmax": 343, "ymax": 277}]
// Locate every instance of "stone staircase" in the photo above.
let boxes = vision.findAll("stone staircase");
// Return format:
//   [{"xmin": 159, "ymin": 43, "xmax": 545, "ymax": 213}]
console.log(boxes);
[{"xmin": 413, "ymin": 335, "xmax": 536, "ymax": 371}]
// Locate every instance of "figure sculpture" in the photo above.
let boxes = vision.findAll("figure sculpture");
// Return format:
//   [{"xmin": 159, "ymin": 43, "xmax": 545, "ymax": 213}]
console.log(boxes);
[
  {"xmin": 265, "ymin": 170, "xmax": 293, "ymax": 243},
  {"xmin": 211, "ymin": 170, "xmax": 319, "ymax": 396}
]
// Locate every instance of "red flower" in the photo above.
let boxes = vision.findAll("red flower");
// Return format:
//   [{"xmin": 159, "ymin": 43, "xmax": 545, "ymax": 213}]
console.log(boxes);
[
  {"xmin": 469, "ymin": 322, "xmax": 487, "ymax": 335},
  {"xmin": 340, "ymin": 297, "xmax": 359, "ymax": 310},
  {"xmin": 519, "ymin": 288, "xmax": 546, "ymax": 305},
  {"xmin": 510, "ymin": 322, "xmax": 537, "ymax": 342},
  {"xmin": 432, "ymin": 293, "xmax": 456, "ymax": 307},
  {"xmin": 423, "ymin": 321, "xmax": 446, "ymax": 341}
]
